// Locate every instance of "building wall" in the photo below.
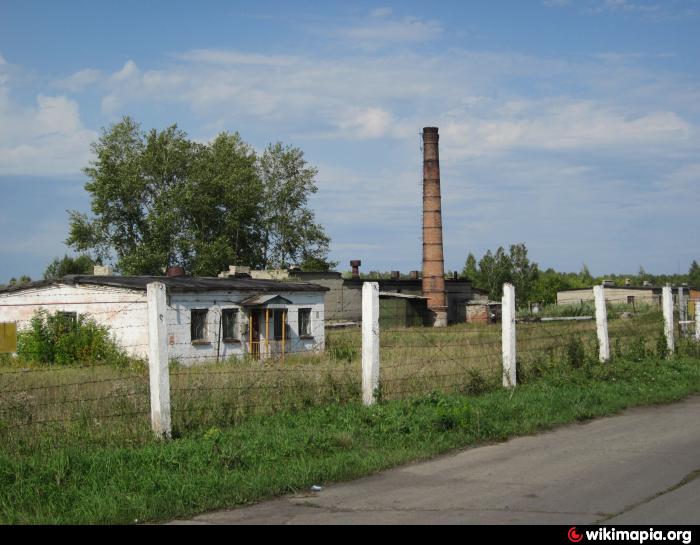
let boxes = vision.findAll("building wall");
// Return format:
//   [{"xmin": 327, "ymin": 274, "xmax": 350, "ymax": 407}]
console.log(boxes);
[
  {"xmin": 0, "ymin": 284, "xmax": 149, "ymax": 357},
  {"xmin": 249, "ymin": 270, "xmax": 481, "ymax": 325},
  {"xmin": 0, "ymin": 285, "xmax": 325, "ymax": 365},
  {"xmin": 324, "ymin": 278, "xmax": 477, "ymax": 324},
  {"xmin": 165, "ymin": 290, "xmax": 325, "ymax": 364},
  {"xmin": 557, "ymin": 288, "xmax": 658, "ymax": 306}
]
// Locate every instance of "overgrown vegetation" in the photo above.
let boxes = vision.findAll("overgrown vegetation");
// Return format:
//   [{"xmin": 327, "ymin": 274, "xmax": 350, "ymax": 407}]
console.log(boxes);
[
  {"xmin": 0, "ymin": 352, "xmax": 698, "ymax": 524},
  {"xmin": 14, "ymin": 310, "xmax": 137, "ymax": 368},
  {"xmin": 1, "ymin": 310, "xmax": 698, "ymax": 523}
]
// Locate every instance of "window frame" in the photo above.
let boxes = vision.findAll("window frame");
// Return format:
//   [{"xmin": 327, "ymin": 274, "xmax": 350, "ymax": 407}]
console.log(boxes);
[
  {"xmin": 298, "ymin": 308, "xmax": 312, "ymax": 338},
  {"xmin": 221, "ymin": 308, "xmax": 239, "ymax": 342},
  {"xmin": 273, "ymin": 309, "xmax": 290, "ymax": 341},
  {"xmin": 190, "ymin": 309, "xmax": 209, "ymax": 344}
]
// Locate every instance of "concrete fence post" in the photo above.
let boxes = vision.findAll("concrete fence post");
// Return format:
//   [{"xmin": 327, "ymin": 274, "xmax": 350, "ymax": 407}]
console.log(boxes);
[
  {"xmin": 147, "ymin": 282, "xmax": 171, "ymax": 438},
  {"xmin": 662, "ymin": 285, "xmax": 675, "ymax": 357},
  {"xmin": 594, "ymin": 285, "xmax": 610, "ymax": 363},
  {"xmin": 362, "ymin": 282, "xmax": 380, "ymax": 406},
  {"xmin": 678, "ymin": 287, "xmax": 688, "ymax": 337},
  {"xmin": 501, "ymin": 283, "xmax": 517, "ymax": 388}
]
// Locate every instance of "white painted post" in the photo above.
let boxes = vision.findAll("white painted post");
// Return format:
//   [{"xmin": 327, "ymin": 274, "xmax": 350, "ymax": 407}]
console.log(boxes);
[
  {"xmin": 593, "ymin": 285, "xmax": 610, "ymax": 363},
  {"xmin": 695, "ymin": 301, "xmax": 700, "ymax": 342},
  {"xmin": 501, "ymin": 283, "xmax": 517, "ymax": 388},
  {"xmin": 662, "ymin": 285, "xmax": 675, "ymax": 357},
  {"xmin": 678, "ymin": 287, "xmax": 688, "ymax": 337},
  {"xmin": 147, "ymin": 282, "xmax": 171, "ymax": 438},
  {"xmin": 362, "ymin": 282, "xmax": 380, "ymax": 406}
]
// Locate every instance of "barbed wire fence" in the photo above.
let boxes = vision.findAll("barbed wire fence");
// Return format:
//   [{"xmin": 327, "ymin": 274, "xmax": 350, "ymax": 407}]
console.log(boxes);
[{"xmin": 0, "ymin": 281, "xmax": 697, "ymax": 442}]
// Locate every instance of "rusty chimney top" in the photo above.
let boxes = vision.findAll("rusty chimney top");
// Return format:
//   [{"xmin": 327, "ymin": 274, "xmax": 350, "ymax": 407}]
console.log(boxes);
[
  {"xmin": 350, "ymin": 260, "xmax": 362, "ymax": 280},
  {"xmin": 166, "ymin": 266, "xmax": 186, "ymax": 278},
  {"xmin": 421, "ymin": 127, "xmax": 447, "ymax": 327}
]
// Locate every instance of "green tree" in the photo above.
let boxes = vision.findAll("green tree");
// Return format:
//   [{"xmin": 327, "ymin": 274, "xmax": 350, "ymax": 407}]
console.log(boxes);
[
  {"xmin": 508, "ymin": 243, "xmax": 539, "ymax": 305},
  {"xmin": 462, "ymin": 252, "xmax": 478, "ymax": 282},
  {"xmin": 258, "ymin": 142, "xmax": 331, "ymax": 269},
  {"xmin": 66, "ymin": 118, "xmax": 332, "ymax": 275},
  {"xmin": 463, "ymin": 243, "xmax": 539, "ymax": 305},
  {"xmin": 44, "ymin": 255, "xmax": 95, "ymax": 279},
  {"xmin": 579, "ymin": 264, "xmax": 593, "ymax": 284},
  {"xmin": 689, "ymin": 260, "xmax": 700, "ymax": 287},
  {"xmin": 478, "ymin": 247, "xmax": 512, "ymax": 301},
  {"xmin": 7, "ymin": 275, "xmax": 32, "ymax": 286}
]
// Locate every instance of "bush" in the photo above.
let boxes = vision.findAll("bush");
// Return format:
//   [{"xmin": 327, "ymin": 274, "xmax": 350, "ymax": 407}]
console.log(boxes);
[
  {"xmin": 565, "ymin": 336, "xmax": 587, "ymax": 369},
  {"xmin": 16, "ymin": 310, "xmax": 133, "ymax": 367}
]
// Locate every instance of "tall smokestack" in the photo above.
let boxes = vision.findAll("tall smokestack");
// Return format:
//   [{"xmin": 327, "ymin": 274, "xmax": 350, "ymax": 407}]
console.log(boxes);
[{"xmin": 422, "ymin": 127, "xmax": 447, "ymax": 327}]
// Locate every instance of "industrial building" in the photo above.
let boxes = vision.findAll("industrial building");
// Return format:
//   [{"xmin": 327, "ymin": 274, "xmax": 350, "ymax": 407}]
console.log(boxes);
[{"xmin": 237, "ymin": 126, "xmax": 485, "ymax": 327}]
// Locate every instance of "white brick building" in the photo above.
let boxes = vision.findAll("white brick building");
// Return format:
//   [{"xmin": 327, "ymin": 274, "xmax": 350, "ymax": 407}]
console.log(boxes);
[{"xmin": 0, "ymin": 275, "xmax": 327, "ymax": 364}]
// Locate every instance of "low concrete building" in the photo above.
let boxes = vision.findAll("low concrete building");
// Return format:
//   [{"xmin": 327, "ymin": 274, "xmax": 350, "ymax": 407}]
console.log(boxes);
[
  {"xmin": 379, "ymin": 292, "xmax": 430, "ymax": 328},
  {"xmin": 241, "ymin": 268, "xmax": 482, "ymax": 325},
  {"xmin": 465, "ymin": 301, "xmax": 502, "ymax": 324},
  {"xmin": 557, "ymin": 285, "xmax": 697, "ymax": 309},
  {"xmin": 0, "ymin": 275, "xmax": 327, "ymax": 364},
  {"xmin": 557, "ymin": 286, "xmax": 661, "ymax": 306}
]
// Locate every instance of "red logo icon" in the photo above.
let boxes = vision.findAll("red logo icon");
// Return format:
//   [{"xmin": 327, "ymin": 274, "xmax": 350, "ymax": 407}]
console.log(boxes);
[{"xmin": 568, "ymin": 527, "xmax": 584, "ymax": 543}]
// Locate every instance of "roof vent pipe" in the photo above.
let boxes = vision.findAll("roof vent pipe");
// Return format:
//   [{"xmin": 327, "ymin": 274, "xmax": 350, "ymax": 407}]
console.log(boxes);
[
  {"xmin": 166, "ymin": 266, "xmax": 186, "ymax": 278},
  {"xmin": 350, "ymin": 260, "xmax": 362, "ymax": 280}
]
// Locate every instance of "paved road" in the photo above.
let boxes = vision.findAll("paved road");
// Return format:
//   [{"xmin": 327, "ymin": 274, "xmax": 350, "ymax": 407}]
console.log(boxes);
[{"xmin": 170, "ymin": 396, "xmax": 700, "ymax": 525}]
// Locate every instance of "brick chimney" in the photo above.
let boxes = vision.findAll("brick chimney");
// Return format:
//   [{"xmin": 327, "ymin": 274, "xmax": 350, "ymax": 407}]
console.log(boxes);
[{"xmin": 421, "ymin": 127, "xmax": 447, "ymax": 327}]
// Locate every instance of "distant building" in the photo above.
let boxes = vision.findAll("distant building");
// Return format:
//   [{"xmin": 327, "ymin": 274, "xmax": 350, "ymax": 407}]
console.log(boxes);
[
  {"xmin": 556, "ymin": 285, "xmax": 696, "ymax": 308},
  {"xmin": 235, "ymin": 266, "xmax": 485, "ymax": 325}
]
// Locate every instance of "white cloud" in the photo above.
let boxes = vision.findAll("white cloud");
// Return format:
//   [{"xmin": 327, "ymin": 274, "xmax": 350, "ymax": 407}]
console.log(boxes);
[
  {"xmin": 0, "ymin": 89, "xmax": 97, "ymax": 176},
  {"xmin": 54, "ymin": 68, "xmax": 102, "ymax": 92},
  {"xmin": 335, "ymin": 16, "xmax": 443, "ymax": 50},
  {"xmin": 331, "ymin": 107, "xmax": 394, "ymax": 139},
  {"xmin": 176, "ymin": 49, "xmax": 299, "ymax": 66},
  {"xmin": 440, "ymin": 100, "xmax": 694, "ymax": 160},
  {"xmin": 369, "ymin": 7, "xmax": 393, "ymax": 18}
]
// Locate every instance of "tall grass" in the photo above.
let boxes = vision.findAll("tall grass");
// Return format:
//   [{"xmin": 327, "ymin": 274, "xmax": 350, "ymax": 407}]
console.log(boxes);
[{"xmin": 0, "ymin": 310, "xmax": 675, "ymax": 448}]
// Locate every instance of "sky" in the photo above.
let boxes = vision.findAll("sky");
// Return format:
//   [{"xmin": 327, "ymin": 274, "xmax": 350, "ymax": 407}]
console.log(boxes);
[{"xmin": 0, "ymin": 0, "xmax": 698, "ymax": 282}]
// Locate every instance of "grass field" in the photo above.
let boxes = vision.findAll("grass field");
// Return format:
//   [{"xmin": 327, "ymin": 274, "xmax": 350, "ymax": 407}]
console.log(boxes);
[
  {"xmin": 1, "ymin": 309, "xmax": 698, "ymax": 523},
  {"xmin": 0, "ymin": 354, "xmax": 698, "ymax": 524},
  {"xmin": 0, "ymin": 312, "xmax": 668, "ymax": 436}
]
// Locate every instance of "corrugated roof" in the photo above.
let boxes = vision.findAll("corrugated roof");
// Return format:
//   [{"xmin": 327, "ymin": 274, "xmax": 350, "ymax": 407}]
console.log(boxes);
[{"xmin": 0, "ymin": 275, "xmax": 329, "ymax": 295}]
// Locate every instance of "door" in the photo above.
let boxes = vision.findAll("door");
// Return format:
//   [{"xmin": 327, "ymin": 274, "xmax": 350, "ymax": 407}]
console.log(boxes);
[{"xmin": 250, "ymin": 311, "xmax": 261, "ymax": 358}]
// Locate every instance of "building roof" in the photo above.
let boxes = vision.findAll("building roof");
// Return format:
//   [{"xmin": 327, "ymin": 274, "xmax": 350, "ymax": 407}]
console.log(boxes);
[
  {"xmin": 378, "ymin": 291, "xmax": 427, "ymax": 300},
  {"xmin": 0, "ymin": 275, "xmax": 329, "ymax": 295},
  {"xmin": 240, "ymin": 294, "xmax": 293, "ymax": 307}
]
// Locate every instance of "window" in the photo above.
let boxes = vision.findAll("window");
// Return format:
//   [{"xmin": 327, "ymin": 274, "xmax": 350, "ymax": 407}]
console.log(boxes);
[
  {"xmin": 56, "ymin": 311, "xmax": 77, "ymax": 334},
  {"xmin": 191, "ymin": 309, "xmax": 208, "ymax": 342},
  {"xmin": 273, "ymin": 309, "xmax": 289, "ymax": 341},
  {"xmin": 56, "ymin": 311, "xmax": 78, "ymax": 333},
  {"xmin": 222, "ymin": 309, "xmax": 238, "ymax": 341},
  {"xmin": 298, "ymin": 308, "xmax": 312, "ymax": 337}
]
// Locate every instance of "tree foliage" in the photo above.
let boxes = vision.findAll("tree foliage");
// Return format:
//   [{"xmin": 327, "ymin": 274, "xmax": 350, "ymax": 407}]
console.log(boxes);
[
  {"xmin": 462, "ymin": 243, "xmax": 539, "ymax": 306},
  {"xmin": 67, "ymin": 117, "xmax": 332, "ymax": 275},
  {"xmin": 44, "ymin": 255, "xmax": 95, "ymax": 280},
  {"xmin": 463, "ymin": 244, "xmax": 699, "ymax": 307}
]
